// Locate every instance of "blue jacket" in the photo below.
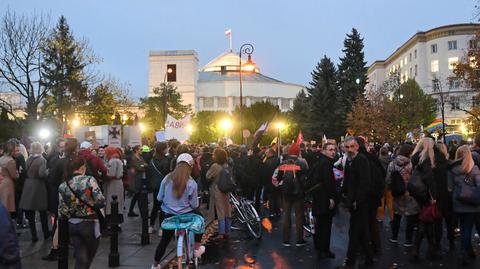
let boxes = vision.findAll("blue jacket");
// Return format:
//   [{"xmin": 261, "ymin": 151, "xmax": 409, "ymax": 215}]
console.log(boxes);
[{"xmin": 0, "ymin": 202, "xmax": 21, "ymax": 268}]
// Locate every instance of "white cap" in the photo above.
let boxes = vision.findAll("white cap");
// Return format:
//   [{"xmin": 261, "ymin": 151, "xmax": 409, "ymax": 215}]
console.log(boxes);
[
  {"xmin": 176, "ymin": 153, "xmax": 194, "ymax": 167},
  {"xmin": 80, "ymin": 141, "xmax": 92, "ymax": 149}
]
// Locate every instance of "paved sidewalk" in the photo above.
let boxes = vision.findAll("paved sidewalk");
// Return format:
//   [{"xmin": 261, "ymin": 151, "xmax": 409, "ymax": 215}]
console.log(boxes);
[{"xmin": 18, "ymin": 197, "xmax": 210, "ymax": 269}]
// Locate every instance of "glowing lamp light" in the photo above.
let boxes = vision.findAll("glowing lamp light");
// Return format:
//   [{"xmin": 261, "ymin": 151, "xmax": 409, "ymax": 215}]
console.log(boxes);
[
  {"xmin": 242, "ymin": 55, "xmax": 256, "ymax": 72},
  {"xmin": 72, "ymin": 118, "xmax": 80, "ymax": 128},
  {"xmin": 219, "ymin": 119, "xmax": 233, "ymax": 132},
  {"xmin": 139, "ymin": 123, "xmax": 147, "ymax": 133},
  {"xmin": 186, "ymin": 124, "xmax": 193, "ymax": 134},
  {"xmin": 355, "ymin": 78, "xmax": 361, "ymax": 85},
  {"xmin": 460, "ymin": 124, "xmax": 467, "ymax": 134},
  {"xmin": 275, "ymin": 122, "xmax": 286, "ymax": 131},
  {"xmin": 122, "ymin": 114, "xmax": 128, "ymax": 123},
  {"xmin": 39, "ymin": 129, "xmax": 51, "ymax": 140},
  {"xmin": 167, "ymin": 68, "xmax": 173, "ymax": 74}
]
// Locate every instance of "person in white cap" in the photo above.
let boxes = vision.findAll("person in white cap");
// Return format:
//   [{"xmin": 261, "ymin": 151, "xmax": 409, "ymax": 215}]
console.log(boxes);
[{"xmin": 151, "ymin": 153, "xmax": 205, "ymax": 269}]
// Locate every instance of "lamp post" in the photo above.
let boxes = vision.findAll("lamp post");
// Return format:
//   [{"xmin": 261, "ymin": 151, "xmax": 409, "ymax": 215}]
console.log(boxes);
[
  {"xmin": 219, "ymin": 118, "xmax": 233, "ymax": 143},
  {"xmin": 275, "ymin": 122, "xmax": 285, "ymax": 159},
  {"xmin": 239, "ymin": 43, "xmax": 255, "ymax": 144},
  {"xmin": 163, "ymin": 68, "xmax": 173, "ymax": 129},
  {"xmin": 433, "ymin": 78, "xmax": 447, "ymax": 142}
]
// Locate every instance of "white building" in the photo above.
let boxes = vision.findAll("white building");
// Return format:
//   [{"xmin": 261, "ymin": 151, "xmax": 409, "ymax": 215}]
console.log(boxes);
[
  {"xmin": 148, "ymin": 50, "xmax": 304, "ymax": 112},
  {"xmin": 367, "ymin": 23, "xmax": 480, "ymax": 131}
]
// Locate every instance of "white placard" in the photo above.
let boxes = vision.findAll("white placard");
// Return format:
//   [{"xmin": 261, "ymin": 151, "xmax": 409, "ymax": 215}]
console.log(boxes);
[
  {"xmin": 108, "ymin": 125, "xmax": 122, "ymax": 147},
  {"xmin": 165, "ymin": 114, "xmax": 190, "ymax": 142}
]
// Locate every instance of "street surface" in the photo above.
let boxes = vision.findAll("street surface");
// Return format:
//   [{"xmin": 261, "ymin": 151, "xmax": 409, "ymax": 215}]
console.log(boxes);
[{"xmin": 18, "ymin": 199, "xmax": 480, "ymax": 269}]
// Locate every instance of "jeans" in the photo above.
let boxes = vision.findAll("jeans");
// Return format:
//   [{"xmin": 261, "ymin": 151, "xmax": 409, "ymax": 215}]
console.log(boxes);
[
  {"xmin": 218, "ymin": 218, "xmax": 231, "ymax": 235},
  {"xmin": 391, "ymin": 214, "xmax": 418, "ymax": 242},
  {"xmin": 69, "ymin": 221, "xmax": 100, "ymax": 269},
  {"xmin": 457, "ymin": 213, "xmax": 475, "ymax": 256},
  {"xmin": 282, "ymin": 196, "xmax": 304, "ymax": 243}
]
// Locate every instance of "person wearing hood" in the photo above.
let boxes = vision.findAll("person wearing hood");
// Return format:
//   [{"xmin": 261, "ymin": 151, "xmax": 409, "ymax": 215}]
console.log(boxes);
[
  {"xmin": 377, "ymin": 146, "xmax": 393, "ymax": 223},
  {"xmin": 79, "ymin": 141, "xmax": 108, "ymax": 184},
  {"xmin": 448, "ymin": 145, "xmax": 480, "ymax": 266},
  {"xmin": 386, "ymin": 144, "xmax": 419, "ymax": 247}
]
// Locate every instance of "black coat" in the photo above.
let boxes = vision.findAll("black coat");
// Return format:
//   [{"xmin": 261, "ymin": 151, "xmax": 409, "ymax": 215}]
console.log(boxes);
[
  {"xmin": 309, "ymin": 153, "xmax": 337, "ymax": 215},
  {"xmin": 342, "ymin": 152, "xmax": 371, "ymax": 210},
  {"xmin": 261, "ymin": 156, "xmax": 279, "ymax": 192}
]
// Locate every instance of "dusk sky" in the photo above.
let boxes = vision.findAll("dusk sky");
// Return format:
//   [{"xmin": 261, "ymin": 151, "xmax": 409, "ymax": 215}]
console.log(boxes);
[{"xmin": 1, "ymin": 0, "xmax": 476, "ymax": 99}]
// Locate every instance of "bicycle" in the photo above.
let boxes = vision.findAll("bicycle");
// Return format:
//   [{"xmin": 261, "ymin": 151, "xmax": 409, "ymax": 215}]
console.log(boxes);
[
  {"xmin": 161, "ymin": 213, "xmax": 205, "ymax": 269},
  {"xmin": 303, "ymin": 199, "xmax": 315, "ymax": 236},
  {"xmin": 229, "ymin": 192, "xmax": 262, "ymax": 239}
]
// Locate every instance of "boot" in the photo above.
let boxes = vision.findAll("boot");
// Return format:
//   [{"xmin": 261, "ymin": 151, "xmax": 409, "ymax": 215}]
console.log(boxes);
[{"xmin": 42, "ymin": 248, "xmax": 59, "ymax": 261}]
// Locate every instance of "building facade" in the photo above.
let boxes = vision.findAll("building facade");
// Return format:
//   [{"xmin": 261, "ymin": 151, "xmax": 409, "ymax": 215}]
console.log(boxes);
[
  {"xmin": 367, "ymin": 23, "xmax": 480, "ymax": 133},
  {"xmin": 148, "ymin": 50, "xmax": 304, "ymax": 112}
]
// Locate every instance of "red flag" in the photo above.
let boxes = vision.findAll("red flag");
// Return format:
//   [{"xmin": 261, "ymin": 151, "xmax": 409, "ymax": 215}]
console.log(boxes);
[{"xmin": 296, "ymin": 131, "xmax": 304, "ymax": 145}]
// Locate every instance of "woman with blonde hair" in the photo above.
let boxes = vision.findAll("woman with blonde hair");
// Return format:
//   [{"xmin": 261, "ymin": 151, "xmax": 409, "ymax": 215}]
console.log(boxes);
[
  {"xmin": 448, "ymin": 145, "xmax": 480, "ymax": 266},
  {"xmin": 19, "ymin": 141, "xmax": 49, "ymax": 242},
  {"xmin": 152, "ymin": 153, "xmax": 205, "ymax": 269},
  {"xmin": 410, "ymin": 137, "xmax": 442, "ymax": 260}
]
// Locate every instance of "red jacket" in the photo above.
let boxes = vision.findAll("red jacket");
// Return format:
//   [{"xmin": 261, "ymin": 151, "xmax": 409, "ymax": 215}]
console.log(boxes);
[{"xmin": 79, "ymin": 149, "xmax": 108, "ymax": 182}]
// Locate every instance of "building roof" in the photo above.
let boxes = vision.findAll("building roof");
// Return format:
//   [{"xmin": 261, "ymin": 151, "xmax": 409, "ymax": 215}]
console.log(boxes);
[
  {"xmin": 201, "ymin": 51, "xmax": 260, "ymax": 72},
  {"xmin": 368, "ymin": 23, "xmax": 480, "ymax": 72},
  {"xmin": 198, "ymin": 71, "xmax": 282, "ymax": 83},
  {"xmin": 149, "ymin": 50, "xmax": 198, "ymax": 57}
]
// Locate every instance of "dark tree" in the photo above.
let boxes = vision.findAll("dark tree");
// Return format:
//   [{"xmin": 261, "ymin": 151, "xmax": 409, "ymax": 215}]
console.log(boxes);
[
  {"xmin": 41, "ymin": 16, "xmax": 96, "ymax": 129},
  {"xmin": 290, "ymin": 89, "xmax": 310, "ymax": 136},
  {"xmin": 306, "ymin": 56, "xmax": 345, "ymax": 140},
  {"xmin": 337, "ymin": 28, "xmax": 368, "ymax": 114}
]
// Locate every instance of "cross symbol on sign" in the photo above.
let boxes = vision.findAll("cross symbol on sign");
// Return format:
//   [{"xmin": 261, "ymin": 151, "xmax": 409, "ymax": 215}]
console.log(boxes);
[{"xmin": 109, "ymin": 126, "xmax": 120, "ymax": 139}]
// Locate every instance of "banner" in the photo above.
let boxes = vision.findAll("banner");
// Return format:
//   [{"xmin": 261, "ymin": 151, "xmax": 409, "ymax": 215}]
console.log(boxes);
[
  {"xmin": 165, "ymin": 114, "xmax": 191, "ymax": 141},
  {"xmin": 108, "ymin": 125, "xmax": 122, "ymax": 147}
]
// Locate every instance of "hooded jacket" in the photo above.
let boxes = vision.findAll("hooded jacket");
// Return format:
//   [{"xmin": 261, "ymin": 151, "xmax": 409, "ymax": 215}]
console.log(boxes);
[
  {"xmin": 79, "ymin": 149, "xmax": 108, "ymax": 182},
  {"xmin": 386, "ymin": 155, "xmax": 419, "ymax": 215}
]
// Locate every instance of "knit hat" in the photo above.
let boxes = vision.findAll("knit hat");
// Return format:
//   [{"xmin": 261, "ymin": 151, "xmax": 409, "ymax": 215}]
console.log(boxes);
[{"xmin": 288, "ymin": 143, "xmax": 300, "ymax": 156}]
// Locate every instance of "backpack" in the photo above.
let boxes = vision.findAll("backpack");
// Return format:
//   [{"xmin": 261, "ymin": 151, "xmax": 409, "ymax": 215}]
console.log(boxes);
[
  {"xmin": 278, "ymin": 160, "xmax": 303, "ymax": 196},
  {"xmin": 217, "ymin": 167, "xmax": 236, "ymax": 193},
  {"xmin": 390, "ymin": 169, "xmax": 406, "ymax": 198}
]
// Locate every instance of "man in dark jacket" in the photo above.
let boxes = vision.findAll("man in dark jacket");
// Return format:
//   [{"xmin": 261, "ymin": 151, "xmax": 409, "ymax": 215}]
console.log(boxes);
[
  {"xmin": 0, "ymin": 200, "xmax": 21, "ymax": 268},
  {"xmin": 261, "ymin": 148, "xmax": 280, "ymax": 217},
  {"xmin": 147, "ymin": 142, "xmax": 170, "ymax": 233},
  {"xmin": 273, "ymin": 143, "xmax": 308, "ymax": 247},
  {"xmin": 337, "ymin": 137, "xmax": 373, "ymax": 269},
  {"xmin": 308, "ymin": 142, "xmax": 337, "ymax": 259}
]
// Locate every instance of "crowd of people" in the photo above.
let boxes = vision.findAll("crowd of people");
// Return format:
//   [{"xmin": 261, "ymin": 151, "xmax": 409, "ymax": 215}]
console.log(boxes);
[{"xmin": 1, "ymin": 133, "xmax": 480, "ymax": 268}]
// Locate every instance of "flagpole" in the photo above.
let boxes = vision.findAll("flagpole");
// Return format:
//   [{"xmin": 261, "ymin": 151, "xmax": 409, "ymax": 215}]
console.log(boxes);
[{"xmin": 230, "ymin": 31, "xmax": 233, "ymax": 52}]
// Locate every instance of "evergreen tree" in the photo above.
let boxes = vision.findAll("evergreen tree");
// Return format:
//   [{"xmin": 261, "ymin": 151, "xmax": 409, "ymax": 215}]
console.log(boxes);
[
  {"xmin": 338, "ymin": 28, "xmax": 368, "ymax": 113},
  {"xmin": 290, "ymin": 89, "xmax": 310, "ymax": 137},
  {"xmin": 306, "ymin": 56, "xmax": 344, "ymax": 140},
  {"xmin": 41, "ymin": 16, "xmax": 94, "ymax": 126}
]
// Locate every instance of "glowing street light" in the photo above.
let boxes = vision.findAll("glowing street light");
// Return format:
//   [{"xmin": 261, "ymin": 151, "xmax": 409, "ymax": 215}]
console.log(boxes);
[
  {"xmin": 139, "ymin": 122, "xmax": 147, "ymax": 133},
  {"xmin": 239, "ymin": 43, "xmax": 255, "ymax": 144},
  {"xmin": 219, "ymin": 118, "xmax": 233, "ymax": 132},
  {"xmin": 355, "ymin": 78, "xmax": 361, "ymax": 85},
  {"xmin": 39, "ymin": 128, "xmax": 51, "ymax": 140},
  {"xmin": 186, "ymin": 124, "xmax": 193, "ymax": 135},
  {"xmin": 72, "ymin": 118, "xmax": 80, "ymax": 128},
  {"xmin": 460, "ymin": 124, "xmax": 468, "ymax": 134},
  {"xmin": 274, "ymin": 121, "xmax": 286, "ymax": 158},
  {"xmin": 275, "ymin": 122, "xmax": 286, "ymax": 131}
]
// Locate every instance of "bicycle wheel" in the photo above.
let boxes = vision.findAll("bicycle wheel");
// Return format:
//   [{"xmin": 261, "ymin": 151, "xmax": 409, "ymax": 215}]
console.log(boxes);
[{"xmin": 243, "ymin": 203, "xmax": 262, "ymax": 239}]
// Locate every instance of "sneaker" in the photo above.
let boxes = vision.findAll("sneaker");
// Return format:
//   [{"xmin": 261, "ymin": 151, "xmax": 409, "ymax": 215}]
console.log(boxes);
[
  {"xmin": 296, "ymin": 240, "xmax": 307, "ymax": 247},
  {"xmin": 151, "ymin": 264, "xmax": 161, "ymax": 269},
  {"xmin": 194, "ymin": 245, "xmax": 205, "ymax": 258},
  {"xmin": 403, "ymin": 241, "xmax": 413, "ymax": 247},
  {"xmin": 148, "ymin": 226, "xmax": 154, "ymax": 234},
  {"xmin": 390, "ymin": 238, "xmax": 398, "ymax": 243},
  {"xmin": 282, "ymin": 241, "xmax": 291, "ymax": 247}
]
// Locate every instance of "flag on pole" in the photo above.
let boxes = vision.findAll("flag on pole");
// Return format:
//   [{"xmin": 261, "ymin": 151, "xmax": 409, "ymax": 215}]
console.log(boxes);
[
  {"xmin": 322, "ymin": 134, "xmax": 328, "ymax": 145},
  {"xmin": 225, "ymin": 28, "xmax": 233, "ymax": 51},
  {"xmin": 252, "ymin": 122, "xmax": 269, "ymax": 147},
  {"xmin": 296, "ymin": 130, "xmax": 304, "ymax": 145},
  {"xmin": 224, "ymin": 29, "xmax": 232, "ymax": 36}
]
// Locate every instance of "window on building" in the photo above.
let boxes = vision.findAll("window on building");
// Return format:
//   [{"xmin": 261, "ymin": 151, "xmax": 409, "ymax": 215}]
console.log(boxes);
[
  {"xmin": 233, "ymin": 97, "xmax": 241, "ymax": 107},
  {"xmin": 414, "ymin": 64, "xmax": 418, "ymax": 76},
  {"xmin": 448, "ymin": 79, "xmax": 461, "ymax": 89},
  {"xmin": 432, "ymin": 99, "xmax": 439, "ymax": 111},
  {"xmin": 470, "ymin": 39, "xmax": 478, "ymax": 49},
  {"xmin": 409, "ymin": 67, "xmax": 412, "ymax": 78},
  {"xmin": 404, "ymin": 71, "xmax": 409, "ymax": 81},
  {"xmin": 432, "ymin": 79, "xmax": 440, "ymax": 91},
  {"xmin": 251, "ymin": 97, "xmax": 263, "ymax": 104},
  {"xmin": 448, "ymin": 57, "xmax": 459, "ymax": 70},
  {"xmin": 431, "ymin": 44, "xmax": 438, "ymax": 53},
  {"xmin": 281, "ymin": 99, "xmax": 290, "ymax": 110},
  {"xmin": 448, "ymin": 40, "xmax": 457, "ymax": 50},
  {"xmin": 431, "ymin": 60, "xmax": 439, "ymax": 72},
  {"xmin": 167, "ymin": 64, "xmax": 176, "ymax": 82},
  {"xmin": 450, "ymin": 96, "xmax": 460, "ymax": 110},
  {"xmin": 217, "ymin": 97, "xmax": 227, "ymax": 108},
  {"xmin": 400, "ymin": 60, "xmax": 403, "ymax": 68},
  {"xmin": 414, "ymin": 49, "xmax": 417, "ymax": 58},
  {"xmin": 409, "ymin": 53, "xmax": 412, "ymax": 62},
  {"xmin": 203, "ymin": 97, "xmax": 214, "ymax": 108}
]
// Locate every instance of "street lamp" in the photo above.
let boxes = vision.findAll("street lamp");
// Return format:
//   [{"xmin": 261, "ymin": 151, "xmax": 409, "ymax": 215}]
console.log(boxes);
[
  {"xmin": 275, "ymin": 122, "xmax": 286, "ymax": 159},
  {"xmin": 39, "ymin": 128, "xmax": 51, "ymax": 140},
  {"xmin": 163, "ymin": 68, "xmax": 173, "ymax": 129},
  {"xmin": 219, "ymin": 118, "xmax": 233, "ymax": 141},
  {"xmin": 186, "ymin": 124, "xmax": 193, "ymax": 135},
  {"xmin": 239, "ymin": 43, "xmax": 255, "ymax": 144},
  {"xmin": 139, "ymin": 122, "xmax": 147, "ymax": 133}
]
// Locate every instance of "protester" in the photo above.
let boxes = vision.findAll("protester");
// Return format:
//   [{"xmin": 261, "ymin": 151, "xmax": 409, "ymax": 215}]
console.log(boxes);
[
  {"xmin": 386, "ymin": 144, "xmax": 419, "ymax": 247},
  {"xmin": 448, "ymin": 145, "xmax": 480, "ymax": 266},
  {"xmin": 19, "ymin": 142, "xmax": 50, "ymax": 242},
  {"xmin": 58, "ymin": 155, "xmax": 106, "ymax": 269},
  {"xmin": 148, "ymin": 142, "xmax": 170, "ymax": 234},
  {"xmin": 337, "ymin": 137, "xmax": 373, "ymax": 269},
  {"xmin": 79, "ymin": 141, "xmax": 108, "ymax": 184},
  {"xmin": 103, "ymin": 146, "xmax": 125, "ymax": 228},
  {"xmin": 207, "ymin": 148, "xmax": 232, "ymax": 240},
  {"xmin": 128, "ymin": 145, "xmax": 147, "ymax": 217},
  {"xmin": 377, "ymin": 146, "xmax": 393, "ymax": 223},
  {"xmin": 261, "ymin": 148, "xmax": 280, "ymax": 217},
  {"xmin": 273, "ymin": 143, "xmax": 308, "ymax": 247},
  {"xmin": 152, "ymin": 153, "xmax": 205, "ymax": 269},
  {"xmin": 0, "ymin": 139, "xmax": 19, "ymax": 217},
  {"xmin": 0, "ymin": 189, "xmax": 21, "ymax": 268},
  {"xmin": 308, "ymin": 142, "xmax": 337, "ymax": 258},
  {"xmin": 410, "ymin": 137, "xmax": 442, "ymax": 261}
]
